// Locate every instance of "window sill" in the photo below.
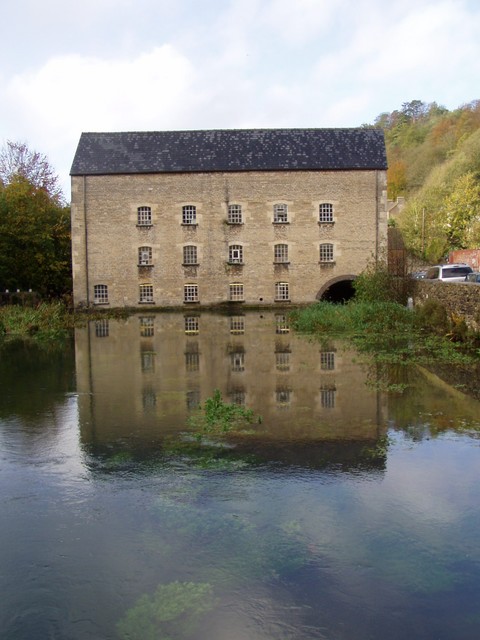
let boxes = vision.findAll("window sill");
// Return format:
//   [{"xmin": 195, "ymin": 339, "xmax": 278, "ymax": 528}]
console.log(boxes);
[
  {"xmin": 138, "ymin": 264, "xmax": 154, "ymax": 268},
  {"xmin": 136, "ymin": 224, "xmax": 153, "ymax": 229},
  {"xmin": 318, "ymin": 221, "xmax": 335, "ymax": 226},
  {"xmin": 181, "ymin": 223, "xmax": 198, "ymax": 227},
  {"xmin": 319, "ymin": 261, "xmax": 336, "ymax": 266},
  {"xmin": 93, "ymin": 301, "xmax": 109, "ymax": 305},
  {"xmin": 184, "ymin": 300, "xmax": 200, "ymax": 304},
  {"xmin": 229, "ymin": 299, "xmax": 245, "ymax": 303},
  {"xmin": 225, "ymin": 221, "xmax": 244, "ymax": 226},
  {"xmin": 138, "ymin": 300, "xmax": 155, "ymax": 304},
  {"xmin": 227, "ymin": 261, "xmax": 244, "ymax": 266},
  {"xmin": 182, "ymin": 263, "xmax": 199, "ymax": 267},
  {"xmin": 273, "ymin": 221, "xmax": 290, "ymax": 225},
  {"xmin": 274, "ymin": 299, "xmax": 291, "ymax": 303},
  {"xmin": 274, "ymin": 261, "xmax": 290, "ymax": 265}
]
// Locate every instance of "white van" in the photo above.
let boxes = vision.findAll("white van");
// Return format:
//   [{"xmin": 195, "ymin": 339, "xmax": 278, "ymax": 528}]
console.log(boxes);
[{"xmin": 425, "ymin": 263, "xmax": 473, "ymax": 282}]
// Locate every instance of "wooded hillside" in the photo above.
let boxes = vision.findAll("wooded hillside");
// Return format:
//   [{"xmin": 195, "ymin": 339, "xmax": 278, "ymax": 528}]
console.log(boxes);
[{"xmin": 370, "ymin": 99, "xmax": 480, "ymax": 262}]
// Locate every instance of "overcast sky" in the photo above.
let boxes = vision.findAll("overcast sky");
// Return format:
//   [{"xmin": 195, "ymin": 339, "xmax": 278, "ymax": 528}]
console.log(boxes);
[{"xmin": 1, "ymin": 0, "xmax": 479, "ymax": 198}]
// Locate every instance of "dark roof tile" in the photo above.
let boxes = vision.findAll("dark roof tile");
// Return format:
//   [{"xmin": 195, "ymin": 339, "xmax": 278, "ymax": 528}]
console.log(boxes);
[{"xmin": 70, "ymin": 128, "xmax": 387, "ymax": 175}]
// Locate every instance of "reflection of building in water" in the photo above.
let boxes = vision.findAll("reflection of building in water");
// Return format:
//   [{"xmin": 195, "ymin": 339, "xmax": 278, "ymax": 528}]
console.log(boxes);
[{"xmin": 75, "ymin": 312, "xmax": 387, "ymax": 448}]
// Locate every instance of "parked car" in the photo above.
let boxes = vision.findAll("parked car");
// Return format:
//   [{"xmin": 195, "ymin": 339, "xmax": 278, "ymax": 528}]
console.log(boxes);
[
  {"xmin": 410, "ymin": 270, "xmax": 427, "ymax": 279},
  {"xmin": 424, "ymin": 263, "xmax": 473, "ymax": 282},
  {"xmin": 464, "ymin": 271, "xmax": 480, "ymax": 283}
]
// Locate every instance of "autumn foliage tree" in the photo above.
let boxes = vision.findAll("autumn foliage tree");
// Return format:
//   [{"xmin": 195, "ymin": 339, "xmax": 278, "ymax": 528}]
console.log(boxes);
[{"xmin": 0, "ymin": 141, "xmax": 71, "ymax": 297}]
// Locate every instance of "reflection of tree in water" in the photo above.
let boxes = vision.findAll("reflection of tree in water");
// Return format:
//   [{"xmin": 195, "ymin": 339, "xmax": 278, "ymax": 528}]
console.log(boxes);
[{"xmin": 117, "ymin": 581, "xmax": 216, "ymax": 640}]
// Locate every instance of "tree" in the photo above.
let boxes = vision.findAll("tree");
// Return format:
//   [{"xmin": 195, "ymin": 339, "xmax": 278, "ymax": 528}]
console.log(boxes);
[
  {"xmin": 441, "ymin": 172, "xmax": 480, "ymax": 248},
  {"xmin": 0, "ymin": 140, "xmax": 64, "ymax": 204}
]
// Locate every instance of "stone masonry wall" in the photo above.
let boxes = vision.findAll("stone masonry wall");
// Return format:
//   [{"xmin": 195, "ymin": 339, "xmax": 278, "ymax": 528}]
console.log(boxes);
[
  {"xmin": 413, "ymin": 280, "xmax": 480, "ymax": 330},
  {"xmin": 71, "ymin": 169, "xmax": 387, "ymax": 308}
]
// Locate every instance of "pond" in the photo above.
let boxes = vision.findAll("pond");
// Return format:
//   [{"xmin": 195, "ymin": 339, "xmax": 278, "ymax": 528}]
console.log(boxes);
[{"xmin": 1, "ymin": 310, "xmax": 480, "ymax": 640}]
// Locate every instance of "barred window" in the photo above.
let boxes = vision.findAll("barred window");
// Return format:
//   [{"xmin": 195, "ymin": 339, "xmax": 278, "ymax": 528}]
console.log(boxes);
[
  {"xmin": 184, "ymin": 316, "xmax": 199, "ymax": 334},
  {"xmin": 185, "ymin": 349, "xmax": 200, "ymax": 372},
  {"xmin": 320, "ymin": 385, "xmax": 336, "ymax": 409},
  {"xmin": 95, "ymin": 319, "xmax": 109, "ymax": 337},
  {"xmin": 320, "ymin": 243, "xmax": 334, "ymax": 263},
  {"xmin": 139, "ymin": 284, "xmax": 154, "ymax": 303},
  {"xmin": 275, "ymin": 351, "xmax": 290, "ymax": 371},
  {"xmin": 183, "ymin": 245, "xmax": 198, "ymax": 265},
  {"xmin": 137, "ymin": 206, "xmax": 152, "ymax": 226},
  {"xmin": 228, "ymin": 204, "xmax": 243, "ymax": 224},
  {"xmin": 138, "ymin": 246, "xmax": 153, "ymax": 266},
  {"xmin": 320, "ymin": 351, "xmax": 335, "ymax": 370},
  {"xmin": 275, "ymin": 282, "xmax": 290, "ymax": 301},
  {"xmin": 228, "ymin": 388, "xmax": 246, "ymax": 405},
  {"xmin": 229, "ymin": 283, "xmax": 244, "ymax": 302},
  {"xmin": 273, "ymin": 203, "xmax": 288, "ymax": 223},
  {"xmin": 275, "ymin": 314, "xmax": 289, "ymax": 334},
  {"xmin": 274, "ymin": 244, "xmax": 289, "ymax": 263},
  {"xmin": 184, "ymin": 284, "xmax": 199, "ymax": 303},
  {"xmin": 228, "ymin": 245, "xmax": 243, "ymax": 264},
  {"xmin": 93, "ymin": 284, "xmax": 108, "ymax": 304},
  {"xmin": 319, "ymin": 203, "xmax": 334, "ymax": 223},
  {"xmin": 182, "ymin": 205, "xmax": 197, "ymax": 225},
  {"xmin": 230, "ymin": 351, "xmax": 245, "ymax": 372}
]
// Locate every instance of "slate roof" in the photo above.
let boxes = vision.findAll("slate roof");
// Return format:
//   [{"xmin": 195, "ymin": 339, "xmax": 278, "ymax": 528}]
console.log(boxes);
[{"xmin": 70, "ymin": 128, "xmax": 387, "ymax": 176}]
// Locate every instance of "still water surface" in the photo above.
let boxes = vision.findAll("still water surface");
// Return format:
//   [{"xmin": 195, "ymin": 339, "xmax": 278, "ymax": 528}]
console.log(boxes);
[{"xmin": 1, "ymin": 311, "xmax": 480, "ymax": 640}]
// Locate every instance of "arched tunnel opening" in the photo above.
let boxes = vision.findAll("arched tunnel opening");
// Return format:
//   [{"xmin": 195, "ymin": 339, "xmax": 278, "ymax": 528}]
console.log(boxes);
[{"xmin": 318, "ymin": 278, "xmax": 356, "ymax": 303}]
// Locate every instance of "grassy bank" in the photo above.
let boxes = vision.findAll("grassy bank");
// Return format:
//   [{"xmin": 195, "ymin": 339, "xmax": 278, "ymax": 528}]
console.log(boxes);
[
  {"xmin": 289, "ymin": 300, "xmax": 480, "ymax": 366},
  {"xmin": 0, "ymin": 301, "xmax": 74, "ymax": 340}
]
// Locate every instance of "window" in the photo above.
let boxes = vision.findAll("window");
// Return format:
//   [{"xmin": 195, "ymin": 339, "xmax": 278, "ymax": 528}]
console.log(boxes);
[
  {"xmin": 139, "ymin": 284, "xmax": 154, "ymax": 303},
  {"xmin": 183, "ymin": 245, "xmax": 198, "ymax": 265},
  {"xmin": 186, "ymin": 389, "xmax": 200, "ymax": 411},
  {"xmin": 140, "ymin": 317, "xmax": 155, "ymax": 337},
  {"xmin": 275, "ymin": 351, "xmax": 290, "ymax": 371},
  {"xmin": 228, "ymin": 245, "xmax": 243, "ymax": 264},
  {"xmin": 141, "ymin": 350, "xmax": 155, "ymax": 372},
  {"xmin": 274, "ymin": 244, "xmax": 289, "ymax": 263},
  {"xmin": 229, "ymin": 283, "xmax": 244, "ymax": 302},
  {"xmin": 275, "ymin": 314, "xmax": 289, "ymax": 333},
  {"xmin": 320, "ymin": 385, "xmax": 336, "ymax": 409},
  {"xmin": 185, "ymin": 343, "xmax": 200, "ymax": 372},
  {"xmin": 228, "ymin": 388, "xmax": 246, "ymax": 405},
  {"xmin": 230, "ymin": 351, "xmax": 245, "ymax": 372},
  {"xmin": 320, "ymin": 351, "xmax": 335, "ymax": 370},
  {"xmin": 320, "ymin": 243, "xmax": 334, "ymax": 263},
  {"xmin": 275, "ymin": 282, "xmax": 290, "ymax": 302},
  {"xmin": 142, "ymin": 388, "xmax": 157, "ymax": 411},
  {"xmin": 230, "ymin": 316, "xmax": 245, "ymax": 334},
  {"xmin": 273, "ymin": 203, "xmax": 288, "ymax": 223},
  {"xmin": 182, "ymin": 205, "xmax": 197, "ymax": 225},
  {"xmin": 319, "ymin": 203, "xmax": 334, "ymax": 223},
  {"xmin": 93, "ymin": 284, "xmax": 108, "ymax": 304},
  {"xmin": 138, "ymin": 246, "xmax": 153, "ymax": 266},
  {"xmin": 137, "ymin": 206, "xmax": 152, "ymax": 226},
  {"xmin": 184, "ymin": 316, "xmax": 199, "ymax": 334},
  {"xmin": 95, "ymin": 319, "xmax": 109, "ymax": 337},
  {"xmin": 276, "ymin": 387, "xmax": 291, "ymax": 407},
  {"xmin": 228, "ymin": 204, "xmax": 243, "ymax": 224},
  {"xmin": 184, "ymin": 284, "xmax": 199, "ymax": 303}
]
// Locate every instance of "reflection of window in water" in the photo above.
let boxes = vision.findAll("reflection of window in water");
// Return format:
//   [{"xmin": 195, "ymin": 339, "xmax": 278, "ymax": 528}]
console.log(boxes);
[
  {"xmin": 184, "ymin": 316, "xmax": 199, "ymax": 334},
  {"xmin": 186, "ymin": 389, "xmax": 200, "ymax": 411},
  {"xmin": 230, "ymin": 351, "xmax": 245, "ymax": 372},
  {"xmin": 320, "ymin": 385, "xmax": 336, "ymax": 408},
  {"xmin": 140, "ymin": 316, "xmax": 155, "ymax": 337},
  {"xmin": 185, "ymin": 342, "xmax": 200, "ymax": 372},
  {"xmin": 275, "ymin": 351, "xmax": 290, "ymax": 371},
  {"xmin": 275, "ymin": 314, "xmax": 289, "ymax": 334},
  {"xmin": 276, "ymin": 387, "xmax": 291, "ymax": 407},
  {"xmin": 141, "ymin": 350, "xmax": 155, "ymax": 372},
  {"xmin": 142, "ymin": 388, "xmax": 157, "ymax": 411},
  {"xmin": 320, "ymin": 351, "xmax": 335, "ymax": 370},
  {"xmin": 230, "ymin": 315, "xmax": 245, "ymax": 334},
  {"xmin": 95, "ymin": 319, "xmax": 109, "ymax": 337},
  {"xmin": 228, "ymin": 388, "xmax": 246, "ymax": 405}
]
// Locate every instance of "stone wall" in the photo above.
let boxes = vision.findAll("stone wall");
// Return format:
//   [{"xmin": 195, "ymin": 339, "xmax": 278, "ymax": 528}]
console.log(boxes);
[
  {"xmin": 71, "ymin": 169, "xmax": 387, "ymax": 308},
  {"xmin": 413, "ymin": 280, "xmax": 480, "ymax": 330}
]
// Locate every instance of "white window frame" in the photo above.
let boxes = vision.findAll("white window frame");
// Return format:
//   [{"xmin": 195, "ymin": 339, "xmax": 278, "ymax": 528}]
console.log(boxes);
[
  {"xmin": 228, "ymin": 245, "xmax": 244, "ymax": 264},
  {"xmin": 273, "ymin": 203, "xmax": 288, "ymax": 223},
  {"xmin": 320, "ymin": 243, "xmax": 334, "ymax": 263},
  {"xmin": 228, "ymin": 204, "xmax": 243, "ymax": 224},
  {"xmin": 137, "ymin": 206, "xmax": 152, "ymax": 226},
  {"xmin": 184, "ymin": 284, "xmax": 199, "ymax": 303},
  {"xmin": 138, "ymin": 246, "xmax": 153, "ymax": 266},
  {"xmin": 319, "ymin": 203, "xmax": 334, "ymax": 223},
  {"xmin": 320, "ymin": 351, "xmax": 335, "ymax": 370},
  {"xmin": 139, "ymin": 284, "xmax": 154, "ymax": 303},
  {"xmin": 230, "ymin": 315, "xmax": 245, "ymax": 333},
  {"xmin": 184, "ymin": 316, "xmax": 199, "ymax": 334},
  {"xmin": 182, "ymin": 205, "xmax": 197, "ymax": 225},
  {"xmin": 274, "ymin": 243, "xmax": 289, "ymax": 263},
  {"xmin": 140, "ymin": 316, "xmax": 155, "ymax": 337},
  {"xmin": 183, "ymin": 245, "xmax": 198, "ymax": 265},
  {"xmin": 229, "ymin": 283, "xmax": 244, "ymax": 301},
  {"xmin": 320, "ymin": 385, "xmax": 336, "ymax": 409},
  {"xmin": 275, "ymin": 282, "xmax": 290, "ymax": 302},
  {"xmin": 93, "ymin": 284, "xmax": 109, "ymax": 304}
]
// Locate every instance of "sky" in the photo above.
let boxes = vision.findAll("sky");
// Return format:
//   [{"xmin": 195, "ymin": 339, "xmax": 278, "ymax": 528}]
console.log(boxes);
[{"xmin": 1, "ymin": 0, "xmax": 479, "ymax": 199}]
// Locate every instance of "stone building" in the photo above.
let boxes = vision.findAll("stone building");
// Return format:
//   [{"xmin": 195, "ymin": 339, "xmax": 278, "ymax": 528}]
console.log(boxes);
[{"xmin": 70, "ymin": 128, "xmax": 387, "ymax": 308}]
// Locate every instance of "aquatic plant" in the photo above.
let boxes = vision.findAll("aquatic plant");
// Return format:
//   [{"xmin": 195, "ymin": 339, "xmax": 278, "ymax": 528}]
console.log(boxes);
[
  {"xmin": 0, "ymin": 301, "xmax": 73, "ymax": 340},
  {"xmin": 117, "ymin": 581, "xmax": 216, "ymax": 640},
  {"xmin": 188, "ymin": 389, "xmax": 261, "ymax": 440}
]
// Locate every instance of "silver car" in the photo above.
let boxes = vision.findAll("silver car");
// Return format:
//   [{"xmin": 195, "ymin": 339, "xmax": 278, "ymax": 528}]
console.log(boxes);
[{"xmin": 424, "ymin": 263, "xmax": 473, "ymax": 282}]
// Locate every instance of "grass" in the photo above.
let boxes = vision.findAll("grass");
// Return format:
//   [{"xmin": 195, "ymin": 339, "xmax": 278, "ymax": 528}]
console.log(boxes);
[{"xmin": 0, "ymin": 301, "xmax": 74, "ymax": 340}]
